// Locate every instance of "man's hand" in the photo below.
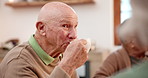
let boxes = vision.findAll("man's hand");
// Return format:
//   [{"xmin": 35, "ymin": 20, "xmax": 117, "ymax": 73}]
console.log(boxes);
[{"xmin": 58, "ymin": 39, "xmax": 88, "ymax": 76}]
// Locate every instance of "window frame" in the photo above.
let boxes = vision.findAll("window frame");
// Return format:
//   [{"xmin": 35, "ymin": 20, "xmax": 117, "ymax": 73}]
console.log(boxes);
[{"xmin": 114, "ymin": 0, "xmax": 121, "ymax": 45}]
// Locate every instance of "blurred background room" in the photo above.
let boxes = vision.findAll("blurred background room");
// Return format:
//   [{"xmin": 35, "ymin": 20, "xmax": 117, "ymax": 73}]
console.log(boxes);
[{"xmin": 0, "ymin": 0, "xmax": 131, "ymax": 78}]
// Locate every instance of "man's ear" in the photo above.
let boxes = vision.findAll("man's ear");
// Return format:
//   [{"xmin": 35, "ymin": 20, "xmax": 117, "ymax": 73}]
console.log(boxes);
[{"xmin": 36, "ymin": 21, "xmax": 46, "ymax": 36}]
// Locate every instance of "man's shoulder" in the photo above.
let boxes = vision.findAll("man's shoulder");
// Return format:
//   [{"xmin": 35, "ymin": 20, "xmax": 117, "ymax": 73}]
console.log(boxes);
[{"xmin": 1, "ymin": 42, "xmax": 32, "ymax": 64}]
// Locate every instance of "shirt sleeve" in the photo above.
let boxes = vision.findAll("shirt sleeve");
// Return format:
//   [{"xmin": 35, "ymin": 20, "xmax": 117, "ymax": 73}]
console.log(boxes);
[
  {"xmin": 3, "ymin": 57, "xmax": 79, "ymax": 78},
  {"xmin": 4, "ymin": 58, "xmax": 38, "ymax": 78}
]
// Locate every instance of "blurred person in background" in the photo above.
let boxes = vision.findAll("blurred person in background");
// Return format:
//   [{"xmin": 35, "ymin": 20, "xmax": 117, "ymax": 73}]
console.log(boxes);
[
  {"xmin": 93, "ymin": 0, "xmax": 148, "ymax": 78},
  {"xmin": 93, "ymin": 19, "xmax": 147, "ymax": 78},
  {"xmin": 113, "ymin": 0, "xmax": 148, "ymax": 77}
]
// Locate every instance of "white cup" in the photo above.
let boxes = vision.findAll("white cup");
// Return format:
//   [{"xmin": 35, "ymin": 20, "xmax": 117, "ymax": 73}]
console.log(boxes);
[{"xmin": 85, "ymin": 39, "xmax": 91, "ymax": 53}]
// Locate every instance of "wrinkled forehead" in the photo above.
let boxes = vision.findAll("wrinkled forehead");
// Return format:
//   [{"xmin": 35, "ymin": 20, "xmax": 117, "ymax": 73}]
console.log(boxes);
[
  {"xmin": 43, "ymin": 13, "xmax": 78, "ymax": 26},
  {"xmin": 38, "ymin": 2, "xmax": 78, "ymax": 22}
]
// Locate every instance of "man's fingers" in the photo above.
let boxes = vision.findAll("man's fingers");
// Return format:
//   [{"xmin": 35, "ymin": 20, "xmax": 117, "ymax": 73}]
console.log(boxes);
[{"xmin": 80, "ymin": 39, "xmax": 87, "ymax": 45}]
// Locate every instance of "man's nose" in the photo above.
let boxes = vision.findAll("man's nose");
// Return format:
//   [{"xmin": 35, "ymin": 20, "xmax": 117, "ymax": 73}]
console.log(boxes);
[{"xmin": 68, "ymin": 29, "xmax": 77, "ymax": 40}]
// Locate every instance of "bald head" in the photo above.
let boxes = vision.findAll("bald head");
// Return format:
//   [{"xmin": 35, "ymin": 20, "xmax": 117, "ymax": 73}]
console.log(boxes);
[
  {"xmin": 37, "ymin": 2, "xmax": 77, "ymax": 22},
  {"xmin": 118, "ymin": 18, "xmax": 148, "ymax": 47}
]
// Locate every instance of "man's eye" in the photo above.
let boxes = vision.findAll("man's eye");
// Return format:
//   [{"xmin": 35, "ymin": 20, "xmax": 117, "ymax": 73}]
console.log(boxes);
[{"xmin": 62, "ymin": 24, "xmax": 69, "ymax": 28}]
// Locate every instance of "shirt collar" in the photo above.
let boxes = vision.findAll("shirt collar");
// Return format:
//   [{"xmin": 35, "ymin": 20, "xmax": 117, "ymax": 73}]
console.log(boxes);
[{"xmin": 28, "ymin": 35, "xmax": 55, "ymax": 65}]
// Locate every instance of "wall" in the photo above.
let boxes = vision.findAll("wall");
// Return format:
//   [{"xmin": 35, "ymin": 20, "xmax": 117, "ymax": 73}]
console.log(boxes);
[{"xmin": 0, "ymin": 0, "xmax": 114, "ymax": 50}]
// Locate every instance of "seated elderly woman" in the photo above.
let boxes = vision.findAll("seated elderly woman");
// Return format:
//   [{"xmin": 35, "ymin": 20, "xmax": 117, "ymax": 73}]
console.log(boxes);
[{"xmin": 93, "ymin": 19, "xmax": 148, "ymax": 78}]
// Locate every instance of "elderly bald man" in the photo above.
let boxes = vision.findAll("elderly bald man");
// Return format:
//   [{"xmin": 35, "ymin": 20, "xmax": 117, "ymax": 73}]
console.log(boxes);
[{"xmin": 0, "ymin": 2, "xmax": 88, "ymax": 78}]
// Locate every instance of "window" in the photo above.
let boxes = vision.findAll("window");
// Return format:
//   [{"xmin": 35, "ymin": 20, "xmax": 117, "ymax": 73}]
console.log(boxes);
[
  {"xmin": 121, "ymin": 0, "xmax": 131, "ymax": 23},
  {"xmin": 114, "ymin": 0, "xmax": 131, "ymax": 45}
]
